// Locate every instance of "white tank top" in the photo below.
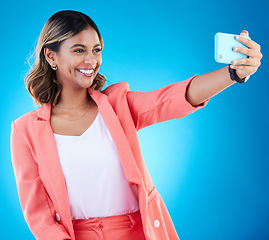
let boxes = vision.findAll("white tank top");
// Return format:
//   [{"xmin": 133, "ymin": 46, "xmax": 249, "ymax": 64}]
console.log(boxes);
[{"xmin": 53, "ymin": 113, "xmax": 139, "ymax": 220}]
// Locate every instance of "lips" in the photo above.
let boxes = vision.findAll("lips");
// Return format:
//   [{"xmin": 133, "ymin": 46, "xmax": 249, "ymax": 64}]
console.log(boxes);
[{"xmin": 76, "ymin": 68, "xmax": 95, "ymax": 77}]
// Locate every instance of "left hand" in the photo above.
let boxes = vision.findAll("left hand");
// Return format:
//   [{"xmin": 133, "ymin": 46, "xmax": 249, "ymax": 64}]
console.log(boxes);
[{"xmin": 230, "ymin": 30, "xmax": 263, "ymax": 79}]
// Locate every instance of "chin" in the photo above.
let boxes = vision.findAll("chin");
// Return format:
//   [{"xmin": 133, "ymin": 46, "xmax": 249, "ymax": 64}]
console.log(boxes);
[
  {"xmin": 75, "ymin": 80, "xmax": 93, "ymax": 90},
  {"xmin": 82, "ymin": 82, "xmax": 94, "ymax": 89}
]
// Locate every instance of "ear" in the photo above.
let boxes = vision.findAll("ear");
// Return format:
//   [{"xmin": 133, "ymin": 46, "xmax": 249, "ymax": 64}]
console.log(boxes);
[{"xmin": 44, "ymin": 48, "xmax": 58, "ymax": 67}]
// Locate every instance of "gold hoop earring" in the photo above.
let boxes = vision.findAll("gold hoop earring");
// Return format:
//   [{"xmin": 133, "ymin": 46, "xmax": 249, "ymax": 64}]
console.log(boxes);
[{"xmin": 51, "ymin": 65, "xmax": 58, "ymax": 70}]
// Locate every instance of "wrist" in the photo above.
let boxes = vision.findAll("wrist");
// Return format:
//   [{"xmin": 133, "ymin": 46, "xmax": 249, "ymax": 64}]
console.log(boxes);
[
  {"xmin": 228, "ymin": 64, "xmax": 250, "ymax": 83},
  {"xmin": 236, "ymin": 71, "xmax": 250, "ymax": 80}
]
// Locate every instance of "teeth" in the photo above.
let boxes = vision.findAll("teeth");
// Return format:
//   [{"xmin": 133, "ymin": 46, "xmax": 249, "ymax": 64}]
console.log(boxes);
[{"xmin": 78, "ymin": 69, "xmax": 94, "ymax": 75}]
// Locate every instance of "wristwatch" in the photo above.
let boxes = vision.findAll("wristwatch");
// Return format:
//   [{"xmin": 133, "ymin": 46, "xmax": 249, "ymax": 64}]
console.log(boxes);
[{"xmin": 228, "ymin": 64, "xmax": 250, "ymax": 83}]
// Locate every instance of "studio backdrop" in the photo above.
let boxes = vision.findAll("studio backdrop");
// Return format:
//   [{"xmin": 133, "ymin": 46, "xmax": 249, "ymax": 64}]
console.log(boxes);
[{"xmin": 1, "ymin": 0, "xmax": 268, "ymax": 239}]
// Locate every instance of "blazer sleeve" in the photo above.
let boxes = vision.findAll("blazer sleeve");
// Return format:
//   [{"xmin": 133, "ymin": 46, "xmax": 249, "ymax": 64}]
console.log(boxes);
[
  {"xmin": 126, "ymin": 75, "xmax": 209, "ymax": 131},
  {"xmin": 10, "ymin": 121, "xmax": 71, "ymax": 240}
]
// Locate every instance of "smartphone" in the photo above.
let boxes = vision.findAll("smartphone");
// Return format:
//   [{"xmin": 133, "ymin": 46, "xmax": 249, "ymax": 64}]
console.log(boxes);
[{"xmin": 215, "ymin": 32, "xmax": 250, "ymax": 64}]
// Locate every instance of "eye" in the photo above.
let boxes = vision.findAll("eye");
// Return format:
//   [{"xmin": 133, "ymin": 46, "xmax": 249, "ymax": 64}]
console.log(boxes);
[
  {"xmin": 93, "ymin": 48, "xmax": 102, "ymax": 53},
  {"xmin": 74, "ymin": 48, "xmax": 85, "ymax": 53}
]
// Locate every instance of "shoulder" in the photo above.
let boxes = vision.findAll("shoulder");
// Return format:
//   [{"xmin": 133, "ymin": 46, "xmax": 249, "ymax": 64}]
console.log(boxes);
[
  {"xmin": 13, "ymin": 109, "xmax": 38, "ymax": 124},
  {"xmin": 101, "ymin": 81, "xmax": 130, "ymax": 96},
  {"xmin": 11, "ymin": 108, "xmax": 39, "ymax": 134},
  {"xmin": 99, "ymin": 82, "xmax": 131, "ymax": 105}
]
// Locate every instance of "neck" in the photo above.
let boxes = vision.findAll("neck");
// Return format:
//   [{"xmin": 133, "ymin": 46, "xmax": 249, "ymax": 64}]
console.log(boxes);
[{"xmin": 56, "ymin": 87, "xmax": 89, "ymax": 108}]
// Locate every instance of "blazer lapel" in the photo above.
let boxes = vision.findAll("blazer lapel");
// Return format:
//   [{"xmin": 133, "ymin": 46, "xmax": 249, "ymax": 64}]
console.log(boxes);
[
  {"xmin": 88, "ymin": 88, "xmax": 143, "ymax": 188},
  {"xmin": 34, "ymin": 103, "xmax": 74, "ymax": 237}
]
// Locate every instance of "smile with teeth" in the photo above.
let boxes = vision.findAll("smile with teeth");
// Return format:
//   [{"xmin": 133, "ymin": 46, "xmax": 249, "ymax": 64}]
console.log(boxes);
[{"xmin": 77, "ymin": 68, "xmax": 94, "ymax": 76}]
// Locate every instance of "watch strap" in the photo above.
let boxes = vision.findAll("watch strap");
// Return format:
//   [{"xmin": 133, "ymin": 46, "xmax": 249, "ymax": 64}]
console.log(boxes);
[{"xmin": 228, "ymin": 64, "xmax": 249, "ymax": 83}]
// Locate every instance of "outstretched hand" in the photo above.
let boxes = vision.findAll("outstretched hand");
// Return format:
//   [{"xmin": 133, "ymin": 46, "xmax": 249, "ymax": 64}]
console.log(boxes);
[{"xmin": 230, "ymin": 30, "xmax": 263, "ymax": 79}]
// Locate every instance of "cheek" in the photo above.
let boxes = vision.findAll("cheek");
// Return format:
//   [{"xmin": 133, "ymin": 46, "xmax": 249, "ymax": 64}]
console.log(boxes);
[
  {"xmin": 97, "ymin": 54, "xmax": 102, "ymax": 65},
  {"xmin": 58, "ymin": 58, "xmax": 75, "ymax": 70},
  {"xmin": 68, "ymin": 59, "xmax": 81, "ymax": 73},
  {"xmin": 97, "ymin": 60, "xmax": 102, "ymax": 71},
  {"xmin": 71, "ymin": 57, "xmax": 81, "ymax": 67}
]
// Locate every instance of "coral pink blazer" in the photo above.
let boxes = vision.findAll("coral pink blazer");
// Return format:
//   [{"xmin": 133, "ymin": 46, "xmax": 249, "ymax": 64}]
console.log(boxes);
[{"xmin": 10, "ymin": 76, "xmax": 208, "ymax": 240}]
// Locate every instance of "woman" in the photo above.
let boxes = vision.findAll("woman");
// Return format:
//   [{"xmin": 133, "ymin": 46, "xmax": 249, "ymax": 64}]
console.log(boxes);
[{"xmin": 10, "ymin": 10, "xmax": 262, "ymax": 240}]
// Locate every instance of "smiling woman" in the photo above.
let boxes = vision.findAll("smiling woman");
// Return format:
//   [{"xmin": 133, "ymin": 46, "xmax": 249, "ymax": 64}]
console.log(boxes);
[
  {"xmin": 25, "ymin": 10, "xmax": 106, "ymax": 107},
  {"xmin": 10, "ymin": 9, "xmax": 262, "ymax": 240},
  {"xmin": 44, "ymin": 27, "xmax": 102, "ymax": 91}
]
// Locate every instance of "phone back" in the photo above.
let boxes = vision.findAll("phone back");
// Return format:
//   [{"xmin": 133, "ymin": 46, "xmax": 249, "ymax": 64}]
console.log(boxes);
[{"xmin": 215, "ymin": 32, "xmax": 250, "ymax": 64}]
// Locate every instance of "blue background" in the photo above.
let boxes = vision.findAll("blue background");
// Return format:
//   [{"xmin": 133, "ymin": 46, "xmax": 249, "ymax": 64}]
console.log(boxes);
[{"xmin": 1, "ymin": 0, "xmax": 268, "ymax": 239}]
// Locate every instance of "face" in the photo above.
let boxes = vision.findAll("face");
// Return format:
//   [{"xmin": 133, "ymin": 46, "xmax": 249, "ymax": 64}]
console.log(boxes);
[{"xmin": 46, "ymin": 26, "xmax": 102, "ymax": 90}]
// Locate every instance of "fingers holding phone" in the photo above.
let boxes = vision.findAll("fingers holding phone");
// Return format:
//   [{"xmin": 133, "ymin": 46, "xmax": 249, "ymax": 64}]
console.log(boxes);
[
  {"xmin": 231, "ymin": 31, "xmax": 263, "ymax": 79},
  {"xmin": 215, "ymin": 31, "xmax": 263, "ymax": 80}
]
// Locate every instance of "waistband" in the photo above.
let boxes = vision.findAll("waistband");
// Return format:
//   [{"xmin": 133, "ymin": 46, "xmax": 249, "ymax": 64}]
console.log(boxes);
[{"xmin": 72, "ymin": 211, "xmax": 142, "ymax": 231}]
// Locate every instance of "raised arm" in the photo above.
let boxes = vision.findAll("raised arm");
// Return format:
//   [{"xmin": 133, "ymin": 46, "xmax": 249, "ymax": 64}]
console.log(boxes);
[{"xmin": 185, "ymin": 30, "xmax": 263, "ymax": 107}]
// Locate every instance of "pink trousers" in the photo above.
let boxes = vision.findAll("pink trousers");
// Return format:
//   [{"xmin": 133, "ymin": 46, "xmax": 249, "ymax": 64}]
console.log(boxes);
[{"xmin": 72, "ymin": 210, "xmax": 146, "ymax": 240}]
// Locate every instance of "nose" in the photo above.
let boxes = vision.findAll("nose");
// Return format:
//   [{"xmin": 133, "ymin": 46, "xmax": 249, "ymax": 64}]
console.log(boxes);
[{"xmin": 84, "ymin": 53, "xmax": 97, "ymax": 67}]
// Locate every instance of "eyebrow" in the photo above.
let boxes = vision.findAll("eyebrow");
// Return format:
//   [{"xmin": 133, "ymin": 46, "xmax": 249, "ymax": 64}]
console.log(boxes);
[{"xmin": 70, "ymin": 43, "xmax": 102, "ymax": 49}]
